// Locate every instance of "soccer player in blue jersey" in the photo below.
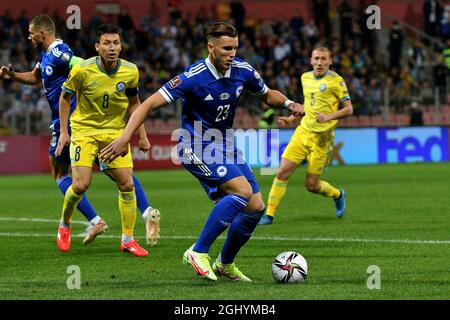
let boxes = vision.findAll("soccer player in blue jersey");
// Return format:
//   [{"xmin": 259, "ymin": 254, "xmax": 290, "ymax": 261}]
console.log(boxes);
[
  {"xmin": 0, "ymin": 14, "xmax": 160, "ymax": 246},
  {"xmin": 101, "ymin": 22, "xmax": 303, "ymax": 281}
]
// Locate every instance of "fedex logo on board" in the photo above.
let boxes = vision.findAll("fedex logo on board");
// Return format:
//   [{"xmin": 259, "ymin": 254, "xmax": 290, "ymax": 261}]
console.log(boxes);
[{"xmin": 378, "ymin": 128, "xmax": 449, "ymax": 163}]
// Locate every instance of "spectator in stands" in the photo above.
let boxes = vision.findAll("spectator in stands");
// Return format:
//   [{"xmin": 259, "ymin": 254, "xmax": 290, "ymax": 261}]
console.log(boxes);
[
  {"xmin": 443, "ymin": 38, "xmax": 450, "ymax": 69},
  {"xmin": 302, "ymin": 20, "xmax": 319, "ymax": 46},
  {"xmin": 367, "ymin": 78, "xmax": 382, "ymax": 115},
  {"xmin": 230, "ymin": 1, "xmax": 246, "ymax": 32},
  {"xmin": 433, "ymin": 53, "xmax": 448, "ymax": 104},
  {"xmin": 409, "ymin": 101, "xmax": 424, "ymax": 126},
  {"xmin": 407, "ymin": 38, "xmax": 427, "ymax": 82},
  {"xmin": 388, "ymin": 21, "xmax": 404, "ymax": 69},
  {"xmin": 289, "ymin": 11, "xmax": 304, "ymax": 39},
  {"xmin": 338, "ymin": 0, "xmax": 354, "ymax": 49},
  {"xmin": 117, "ymin": 8, "xmax": 134, "ymax": 32},
  {"xmin": 312, "ymin": 0, "xmax": 331, "ymax": 36},
  {"xmin": 419, "ymin": 79, "xmax": 435, "ymax": 106},
  {"xmin": 423, "ymin": 0, "xmax": 443, "ymax": 39},
  {"xmin": 273, "ymin": 38, "xmax": 291, "ymax": 62}
]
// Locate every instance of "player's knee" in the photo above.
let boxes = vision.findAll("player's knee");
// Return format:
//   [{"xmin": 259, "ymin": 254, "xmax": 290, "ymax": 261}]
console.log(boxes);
[
  {"xmin": 247, "ymin": 200, "xmax": 265, "ymax": 212},
  {"xmin": 305, "ymin": 181, "xmax": 320, "ymax": 193},
  {"xmin": 71, "ymin": 182, "xmax": 89, "ymax": 195},
  {"xmin": 117, "ymin": 180, "xmax": 134, "ymax": 192},
  {"xmin": 276, "ymin": 167, "xmax": 292, "ymax": 181}
]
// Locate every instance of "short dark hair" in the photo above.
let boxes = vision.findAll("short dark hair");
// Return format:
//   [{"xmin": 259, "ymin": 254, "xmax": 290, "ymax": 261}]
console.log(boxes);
[
  {"xmin": 96, "ymin": 24, "xmax": 122, "ymax": 42},
  {"xmin": 30, "ymin": 14, "xmax": 55, "ymax": 34},
  {"xmin": 206, "ymin": 22, "xmax": 238, "ymax": 41}
]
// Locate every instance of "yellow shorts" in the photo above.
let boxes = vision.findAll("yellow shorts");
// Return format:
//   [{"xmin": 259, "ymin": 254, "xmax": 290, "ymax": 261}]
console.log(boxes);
[
  {"xmin": 282, "ymin": 126, "xmax": 334, "ymax": 175},
  {"xmin": 70, "ymin": 133, "xmax": 133, "ymax": 169}
]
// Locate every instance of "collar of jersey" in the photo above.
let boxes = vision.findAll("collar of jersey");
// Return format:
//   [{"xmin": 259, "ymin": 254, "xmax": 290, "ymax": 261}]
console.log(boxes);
[
  {"xmin": 313, "ymin": 70, "xmax": 331, "ymax": 80},
  {"xmin": 205, "ymin": 56, "xmax": 231, "ymax": 79},
  {"xmin": 96, "ymin": 56, "xmax": 121, "ymax": 75},
  {"xmin": 46, "ymin": 39, "xmax": 63, "ymax": 54}
]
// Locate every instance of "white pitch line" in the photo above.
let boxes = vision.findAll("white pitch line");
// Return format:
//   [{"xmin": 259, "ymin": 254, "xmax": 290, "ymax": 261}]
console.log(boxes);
[
  {"xmin": 1, "ymin": 216, "xmax": 449, "ymax": 245},
  {"xmin": 0, "ymin": 217, "xmax": 89, "ymax": 226},
  {"xmin": 0, "ymin": 232, "xmax": 449, "ymax": 245}
]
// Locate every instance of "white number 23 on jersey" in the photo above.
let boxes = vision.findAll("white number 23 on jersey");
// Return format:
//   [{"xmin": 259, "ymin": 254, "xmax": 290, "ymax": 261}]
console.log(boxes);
[{"xmin": 216, "ymin": 104, "xmax": 230, "ymax": 122}]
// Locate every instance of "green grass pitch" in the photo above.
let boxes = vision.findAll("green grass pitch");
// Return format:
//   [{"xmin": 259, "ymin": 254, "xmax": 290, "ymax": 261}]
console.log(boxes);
[{"xmin": 0, "ymin": 163, "xmax": 449, "ymax": 300}]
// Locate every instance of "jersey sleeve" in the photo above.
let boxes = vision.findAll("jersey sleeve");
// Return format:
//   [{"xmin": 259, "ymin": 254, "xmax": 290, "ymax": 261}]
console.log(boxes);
[
  {"xmin": 334, "ymin": 76, "xmax": 351, "ymax": 103},
  {"xmin": 245, "ymin": 68, "xmax": 269, "ymax": 95},
  {"xmin": 52, "ymin": 44, "xmax": 73, "ymax": 69},
  {"xmin": 158, "ymin": 72, "xmax": 191, "ymax": 103},
  {"xmin": 61, "ymin": 63, "xmax": 83, "ymax": 94},
  {"xmin": 125, "ymin": 67, "xmax": 139, "ymax": 97}
]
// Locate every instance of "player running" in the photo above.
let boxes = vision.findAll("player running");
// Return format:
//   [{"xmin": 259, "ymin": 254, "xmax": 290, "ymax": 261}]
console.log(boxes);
[
  {"xmin": 100, "ymin": 22, "xmax": 303, "ymax": 280},
  {"xmin": 259, "ymin": 47, "xmax": 353, "ymax": 225},
  {"xmin": 0, "ymin": 15, "xmax": 160, "ymax": 246}
]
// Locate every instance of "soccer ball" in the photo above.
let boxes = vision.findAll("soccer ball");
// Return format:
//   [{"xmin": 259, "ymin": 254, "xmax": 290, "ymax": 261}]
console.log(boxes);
[{"xmin": 272, "ymin": 251, "xmax": 308, "ymax": 283}]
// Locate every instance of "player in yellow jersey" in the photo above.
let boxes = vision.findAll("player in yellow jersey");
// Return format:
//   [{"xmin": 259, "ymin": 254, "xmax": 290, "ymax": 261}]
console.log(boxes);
[
  {"xmin": 54, "ymin": 24, "xmax": 148, "ymax": 256},
  {"xmin": 259, "ymin": 47, "xmax": 353, "ymax": 225}
]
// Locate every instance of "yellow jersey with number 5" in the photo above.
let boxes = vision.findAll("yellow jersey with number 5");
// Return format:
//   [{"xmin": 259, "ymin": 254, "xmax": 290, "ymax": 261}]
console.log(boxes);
[
  {"xmin": 62, "ymin": 56, "xmax": 139, "ymax": 138},
  {"xmin": 300, "ymin": 70, "xmax": 350, "ymax": 133}
]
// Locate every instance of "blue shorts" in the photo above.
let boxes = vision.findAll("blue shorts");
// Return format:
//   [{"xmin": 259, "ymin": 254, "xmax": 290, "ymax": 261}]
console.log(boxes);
[
  {"xmin": 180, "ymin": 147, "xmax": 260, "ymax": 201},
  {"xmin": 48, "ymin": 130, "xmax": 70, "ymax": 164}
]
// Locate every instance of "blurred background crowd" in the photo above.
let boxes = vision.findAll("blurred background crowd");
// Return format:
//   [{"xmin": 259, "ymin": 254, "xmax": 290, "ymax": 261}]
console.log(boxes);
[{"xmin": 0, "ymin": 0, "xmax": 449, "ymax": 135}]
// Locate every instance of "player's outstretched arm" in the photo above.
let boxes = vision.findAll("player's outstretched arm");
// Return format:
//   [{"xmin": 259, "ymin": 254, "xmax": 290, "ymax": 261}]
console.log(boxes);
[
  {"xmin": 99, "ymin": 91, "xmax": 168, "ymax": 163},
  {"xmin": 55, "ymin": 91, "xmax": 72, "ymax": 156},
  {"xmin": 316, "ymin": 99, "xmax": 353, "ymax": 123},
  {"xmin": 260, "ymin": 89, "xmax": 305, "ymax": 117},
  {"xmin": 0, "ymin": 64, "xmax": 40, "ymax": 85}
]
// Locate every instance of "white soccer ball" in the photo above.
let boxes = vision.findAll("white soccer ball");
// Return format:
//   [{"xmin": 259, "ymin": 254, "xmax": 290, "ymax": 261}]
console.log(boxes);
[{"xmin": 272, "ymin": 251, "xmax": 308, "ymax": 283}]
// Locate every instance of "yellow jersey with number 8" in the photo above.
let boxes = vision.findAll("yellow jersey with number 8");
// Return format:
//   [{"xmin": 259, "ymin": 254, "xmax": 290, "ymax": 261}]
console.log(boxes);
[{"xmin": 62, "ymin": 56, "xmax": 139, "ymax": 138}]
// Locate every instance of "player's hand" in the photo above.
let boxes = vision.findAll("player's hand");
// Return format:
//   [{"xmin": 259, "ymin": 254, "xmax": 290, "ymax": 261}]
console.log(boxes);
[
  {"xmin": 55, "ymin": 132, "xmax": 70, "ymax": 157},
  {"xmin": 277, "ymin": 116, "xmax": 292, "ymax": 127},
  {"xmin": 287, "ymin": 102, "xmax": 305, "ymax": 117},
  {"xmin": 138, "ymin": 136, "xmax": 151, "ymax": 153},
  {"xmin": 316, "ymin": 113, "xmax": 331, "ymax": 123},
  {"xmin": 99, "ymin": 137, "xmax": 129, "ymax": 163},
  {"xmin": 0, "ymin": 64, "xmax": 14, "ymax": 79}
]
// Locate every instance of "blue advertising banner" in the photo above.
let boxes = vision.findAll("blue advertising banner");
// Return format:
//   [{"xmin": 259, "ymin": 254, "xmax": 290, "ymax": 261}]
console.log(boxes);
[{"xmin": 234, "ymin": 127, "xmax": 449, "ymax": 167}]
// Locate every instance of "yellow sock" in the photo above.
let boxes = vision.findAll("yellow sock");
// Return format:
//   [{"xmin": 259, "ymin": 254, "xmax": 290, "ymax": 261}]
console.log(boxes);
[
  {"xmin": 61, "ymin": 186, "xmax": 82, "ymax": 225},
  {"xmin": 267, "ymin": 178, "xmax": 288, "ymax": 218},
  {"xmin": 318, "ymin": 180, "xmax": 340, "ymax": 199},
  {"xmin": 119, "ymin": 189, "xmax": 137, "ymax": 237}
]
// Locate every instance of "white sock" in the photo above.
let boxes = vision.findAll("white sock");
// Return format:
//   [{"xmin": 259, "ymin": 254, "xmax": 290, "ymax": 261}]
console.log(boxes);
[
  {"xmin": 141, "ymin": 207, "xmax": 152, "ymax": 221},
  {"xmin": 90, "ymin": 216, "xmax": 101, "ymax": 226},
  {"xmin": 121, "ymin": 234, "xmax": 134, "ymax": 243}
]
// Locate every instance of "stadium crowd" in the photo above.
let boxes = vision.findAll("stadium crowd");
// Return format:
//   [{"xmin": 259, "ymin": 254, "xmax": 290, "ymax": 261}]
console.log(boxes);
[{"xmin": 0, "ymin": 0, "xmax": 449, "ymax": 135}]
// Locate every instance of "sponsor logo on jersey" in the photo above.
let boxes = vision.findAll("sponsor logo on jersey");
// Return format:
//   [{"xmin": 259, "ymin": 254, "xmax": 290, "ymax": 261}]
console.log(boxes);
[
  {"xmin": 168, "ymin": 76, "xmax": 182, "ymax": 89},
  {"xmin": 217, "ymin": 166, "xmax": 227, "ymax": 177},
  {"xmin": 45, "ymin": 66, "xmax": 53, "ymax": 76},
  {"xmin": 219, "ymin": 92, "xmax": 230, "ymax": 100},
  {"xmin": 116, "ymin": 81, "xmax": 126, "ymax": 92},
  {"xmin": 204, "ymin": 94, "xmax": 213, "ymax": 101}
]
